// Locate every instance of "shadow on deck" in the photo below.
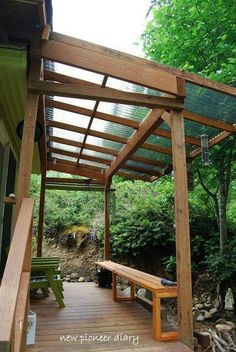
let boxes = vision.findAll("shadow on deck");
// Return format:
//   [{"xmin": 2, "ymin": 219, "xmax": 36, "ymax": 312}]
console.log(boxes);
[{"xmin": 27, "ymin": 282, "xmax": 192, "ymax": 352}]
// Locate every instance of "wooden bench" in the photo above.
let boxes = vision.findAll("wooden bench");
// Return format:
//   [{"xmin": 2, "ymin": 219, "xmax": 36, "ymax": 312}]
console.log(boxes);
[{"xmin": 95, "ymin": 260, "xmax": 178, "ymax": 342}]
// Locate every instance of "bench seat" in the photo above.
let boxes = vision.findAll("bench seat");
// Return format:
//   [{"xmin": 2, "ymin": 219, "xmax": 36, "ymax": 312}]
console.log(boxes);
[{"xmin": 96, "ymin": 260, "xmax": 178, "ymax": 342}]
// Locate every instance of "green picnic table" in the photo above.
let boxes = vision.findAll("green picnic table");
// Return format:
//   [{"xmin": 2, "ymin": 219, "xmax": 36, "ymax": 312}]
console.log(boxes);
[{"xmin": 30, "ymin": 257, "xmax": 65, "ymax": 308}]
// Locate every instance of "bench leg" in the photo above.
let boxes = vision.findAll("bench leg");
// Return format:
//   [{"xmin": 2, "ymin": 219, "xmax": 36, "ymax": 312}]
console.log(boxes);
[
  {"xmin": 112, "ymin": 273, "xmax": 135, "ymax": 301},
  {"xmin": 46, "ymin": 269, "xmax": 65, "ymax": 308},
  {"xmin": 153, "ymin": 292, "xmax": 162, "ymax": 341},
  {"xmin": 112, "ymin": 273, "xmax": 117, "ymax": 301},
  {"xmin": 130, "ymin": 282, "xmax": 135, "ymax": 300}
]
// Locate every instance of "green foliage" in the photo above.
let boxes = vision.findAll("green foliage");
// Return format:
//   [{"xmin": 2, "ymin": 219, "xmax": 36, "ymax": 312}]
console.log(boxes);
[
  {"xmin": 30, "ymin": 173, "xmax": 103, "ymax": 236},
  {"xmin": 162, "ymin": 255, "xmax": 176, "ymax": 274},
  {"xmin": 111, "ymin": 178, "xmax": 175, "ymax": 256},
  {"xmin": 143, "ymin": 0, "xmax": 236, "ymax": 84},
  {"xmin": 203, "ymin": 234, "xmax": 236, "ymax": 280}
]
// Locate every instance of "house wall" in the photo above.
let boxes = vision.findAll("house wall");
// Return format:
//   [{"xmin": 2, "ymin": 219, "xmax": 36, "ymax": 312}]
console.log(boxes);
[{"xmin": 0, "ymin": 118, "xmax": 18, "ymax": 277}]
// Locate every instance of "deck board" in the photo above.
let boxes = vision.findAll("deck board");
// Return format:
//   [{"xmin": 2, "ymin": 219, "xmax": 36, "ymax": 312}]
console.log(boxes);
[{"xmin": 27, "ymin": 282, "xmax": 192, "ymax": 352}]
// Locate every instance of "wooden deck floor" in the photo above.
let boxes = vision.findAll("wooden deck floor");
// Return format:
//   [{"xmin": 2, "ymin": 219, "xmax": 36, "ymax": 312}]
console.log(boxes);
[{"xmin": 27, "ymin": 282, "xmax": 192, "ymax": 352}]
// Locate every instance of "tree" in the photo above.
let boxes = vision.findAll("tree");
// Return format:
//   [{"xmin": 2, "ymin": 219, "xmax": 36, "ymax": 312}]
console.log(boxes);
[
  {"xmin": 143, "ymin": 0, "xmax": 236, "ymax": 85},
  {"xmin": 142, "ymin": 0, "xmax": 236, "ymax": 252}
]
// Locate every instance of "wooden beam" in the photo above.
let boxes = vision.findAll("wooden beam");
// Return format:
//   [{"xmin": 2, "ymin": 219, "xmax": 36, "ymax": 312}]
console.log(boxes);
[
  {"xmin": 105, "ymin": 109, "xmax": 165, "ymax": 179},
  {"xmin": 42, "ymin": 24, "xmax": 51, "ymax": 40},
  {"xmin": 29, "ymin": 80, "xmax": 184, "ymax": 110},
  {"xmin": 46, "ymin": 185, "xmax": 108, "ymax": 192},
  {"xmin": 48, "ymin": 120, "xmax": 175, "ymax": 161},
  {"xmin": 37, "ymin": 169, "xmax": 46, "ymax": 257},
  {"xmin": 37, "ymin": 95, "xmax": 47, "ymax": 172},
  {"xmin": 46, "ymin": 177, "xmax": 103, "ymax": 185},
  {"xmin": 42, "ymin": 32, "xmax": 179, "ymax": 96},
  {"xmin": 16, "ymin": 58, "xmax": 42, "ymax": 214},
  {"xmin": 184, "ymin": 110, "xmax": 236, "ymax": 132},
  {"xmin": 47, "ymin": 161, "xmax": 105, "ymax": 181},
  {"xmin": 116, "ymin": 171, "xmax": 151, "ymax": 182},
  {"xmin": 104, "ymin": 179, "xmax": 111, "ymax": 260},
  {"xmin": 49, "ymin": 147, "xmax": 163, "ymax": 176},
  {"xmin": 77, "ymin": 75, "xmax": 108, "ymax": 164},
  {"xmin": 170, "ymin": 110, "xmax": 193, "ymax": 349},
  {"xmin": 46, "ymin": 97, "xmax": 199, "ymax": 147},
  {"xmin": 50, "ymin": 135, "xmax": 169, "ymax": 166},
  {"xmin": 0, "ymin": 198, "xmax": 34, "ymax": 351}
]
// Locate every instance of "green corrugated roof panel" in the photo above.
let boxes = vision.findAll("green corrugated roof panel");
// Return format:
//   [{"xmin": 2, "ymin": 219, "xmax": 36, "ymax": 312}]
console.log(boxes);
[{"xmin": 185, "ymin": 83, "xmax": 236, "ymax": 124}]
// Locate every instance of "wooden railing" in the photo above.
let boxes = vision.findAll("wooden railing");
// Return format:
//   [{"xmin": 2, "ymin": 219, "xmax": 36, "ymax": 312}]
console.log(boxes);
[{"xmin": 0, "ymin": 198, "xmax": 34, "ymax": 352}]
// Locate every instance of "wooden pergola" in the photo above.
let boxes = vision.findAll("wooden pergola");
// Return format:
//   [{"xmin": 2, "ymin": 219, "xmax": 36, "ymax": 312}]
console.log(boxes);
[{"xmin": 14, "ymin": 29, "xmax": 236, "ymax": 350}]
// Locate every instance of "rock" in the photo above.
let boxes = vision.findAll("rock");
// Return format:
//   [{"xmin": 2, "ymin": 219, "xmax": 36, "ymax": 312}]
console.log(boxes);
[
  {"xmin": 195, "ymin": 303, "xmax": 204, "ymax": 309},
  {"xmin": 122, "ymin": 287, "xmax": 131, "ymax": 296},
  {"xmin": 216, "ymin": 323, "xmax": 233, "ymax": 333},
  {"xmin": 201, "ymin": 293, "xmax": 208, "ymax": 303},
  {"xmin": 196, "ymin": 313, "xmax": 205, "ymax": 322},
  {"xmin": 193, "ymin": 297, "xmax": 199, "ymax": 304},
  {"xmin": 71, "ymin": 273, "xmax": 79, "ymax": 279},
  {"xmin": 226, "ymin": 321, "xmax": 236, "ymax": 328},
  {"xmin": 65, "ymin": 277, "xmax": 71, "ymax": 282},
  {"xmin": 204, "ymin": 302, "xmax": 212, "ymax": 309},
  {"xmin": 204, "ymin": 311, "xmax": 212, "ymax": 320},
  {"xmin": 84, "ymin": 276, "xmax": 92, "ymax": 282},
  {"xmin": 137, "ymin": 288, "xmax": 146, "ymax": 297},
  {"xmin": 78, "ymin": 277, "xmax": 85, "ymax": 282},
  {"xmin": 209, "ymin": 308, "xmax": 218, "ymax": 314},
  {"xmin": 193, "ymin": 308, "xmax": 201, "ymax": 322}
]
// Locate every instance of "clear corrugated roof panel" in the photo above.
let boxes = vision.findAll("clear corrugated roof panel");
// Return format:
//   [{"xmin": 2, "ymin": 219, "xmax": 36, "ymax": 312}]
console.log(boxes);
[
  {"xmin": 106, "ymin": 77, "xmax": 163, "ymax": 97},
  {"xmin": 91, "ymin": 118, "xmax": 134, "ymax": 139},
  {"xmin": 86, "ymin": 135, "xmax": 123, "ymax": 150},
  {"xmin": 51, "ymin": 127, "xmax": 85, "ymax": 143},
  {"xmin": 98, "ymin": 100, "xmax": 149, "ymax": 122},
  {"xmin": 161, "ymin": 118, "xmax": 221, "ymax": 140},
  {"xmin": 82, "ymin": 149, "xmax": 114, "ymax": 161},
  {"xmin": 185, "ymin": 83, "xmax": 236, "ymax": 124},
  {"xmin": 146, "ymin": 134, "xmax": 172, "ymax": 148},
  {"xmin": 55, "ymin": 63, "xmax": 104, "ymax": 84},
  {"xmin": 52, "ymin": 107, "xmax": 90, "ymax": 128},
  {"xmin": 51, "ymin": 141, "xmax": 79, "ymax": 153},
  {"xmin": 51, "ymin": 153, "xmax": 77, "ymax": 163},
  {"xmin": 79, "ymin": 160, "xmax": 106, "ymax": 169},
  {"xmin": 54, "ymin": 96, "xmax": 96, "ymax": 110},
  {"xmin": 134, "ymin": 148, "xmax": 172, "ymax": 164}
]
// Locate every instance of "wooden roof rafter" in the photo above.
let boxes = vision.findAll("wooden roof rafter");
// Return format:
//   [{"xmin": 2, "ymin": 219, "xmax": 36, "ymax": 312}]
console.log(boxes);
[
  {"xmin": 105, "ymin": 108, "xmax": 166, "ymax": 179},
  {"xmin": 37, "ymin": 31, "xmax": 236, "ymax": 97},
  {"xmin": 33, "ymin": 31, "xmax": 236, "ymax": 183},
  {"xmin": 47, "ymin": 159, "xmax": 151, "ymax": 182},
  {"xmin": 49, "ymin": 146, "xmax": 163, "ymax": 177},
  {"xmin": 48, "ymin": 120, "xmax": 176, "ymax": 157},
  {"xmin": 44, "ymin": 70, "xmax": 236, "ymax": 134},
  {"xmin": 28, "ymin": 80, "xmax": 184, "ymax": 110},
  {"xmin": 76, "ymin": 75, "xmax": 108, "ymax": 165},
  {"xmin": 49, "ymin": 135, "xmax": 171, "ymax": 167}
]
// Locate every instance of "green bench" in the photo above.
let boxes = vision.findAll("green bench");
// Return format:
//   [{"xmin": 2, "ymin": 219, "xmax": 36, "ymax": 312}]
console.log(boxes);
[{"xmin": 30, "ymin": 257, "xmax": 65, "ymax": 308}]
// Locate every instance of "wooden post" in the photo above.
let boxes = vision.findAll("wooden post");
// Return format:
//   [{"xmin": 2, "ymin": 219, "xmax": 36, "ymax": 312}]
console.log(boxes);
[
  {"xmin": 170, "ymin": 109, "xmax": 193, "ymax": 349},
  {"xmin": 37, "ymin": 169, "xmax": 46, "ymax": 257},
  {"xmin": 16, "ymin": 58, "xmax": 42, "ymax": 214},
  {"xmin": 104, "ymin": 178, "xmax": 111, "ymax": 260}
]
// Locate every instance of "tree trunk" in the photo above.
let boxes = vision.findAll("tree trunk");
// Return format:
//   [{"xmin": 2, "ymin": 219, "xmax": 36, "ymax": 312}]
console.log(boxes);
[{"xmin": 217, "ymin": 155, "xmax": 228, "ymax": 253}]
